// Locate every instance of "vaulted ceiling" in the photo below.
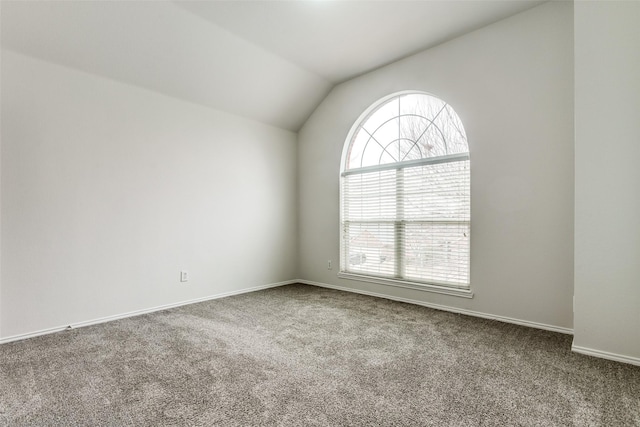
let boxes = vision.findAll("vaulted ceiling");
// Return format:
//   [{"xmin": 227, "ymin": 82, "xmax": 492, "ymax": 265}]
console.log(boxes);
[{"xmin": 1, "ymin": 0, "xmax": 543, "ymax": 131}]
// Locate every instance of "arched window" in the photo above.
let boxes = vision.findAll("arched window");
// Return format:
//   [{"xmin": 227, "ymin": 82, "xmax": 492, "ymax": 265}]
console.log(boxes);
[{"xmin": 340, "ymin": 92, "xmax": 470, "ymax": 294}]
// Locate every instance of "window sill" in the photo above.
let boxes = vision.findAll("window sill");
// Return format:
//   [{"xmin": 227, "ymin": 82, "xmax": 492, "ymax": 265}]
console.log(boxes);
[{"xmin": 337, "ymin": 272, "xmax": 473, "ymax": 299}]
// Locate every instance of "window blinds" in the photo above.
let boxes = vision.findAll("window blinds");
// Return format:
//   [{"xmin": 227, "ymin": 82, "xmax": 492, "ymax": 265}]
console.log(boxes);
[{"xmin": 342, "ymin": 155, "xmax": 470, "ymax": 288}]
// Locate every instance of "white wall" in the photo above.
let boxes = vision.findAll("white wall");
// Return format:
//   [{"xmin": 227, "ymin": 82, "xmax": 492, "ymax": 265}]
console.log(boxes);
[
  {"xmin": 0, "ymin": 46, "xmax": 2, "ymax": 336},
  {"xmin": 298, "ymin": 2, "xmax": 574, "ymax": 330},
  {"xmin": 573, "ymin": 2, "xmax": 640, "ymax": 363},
  {"xmin": 1, "ymin": 50, "xmax": 298, "ymax": 339}
]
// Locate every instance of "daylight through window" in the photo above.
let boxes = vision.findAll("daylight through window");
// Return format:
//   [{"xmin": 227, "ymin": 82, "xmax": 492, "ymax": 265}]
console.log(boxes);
[{"xmin": 340, "ymin": 92, "xmax": 470, "ymax": 291}]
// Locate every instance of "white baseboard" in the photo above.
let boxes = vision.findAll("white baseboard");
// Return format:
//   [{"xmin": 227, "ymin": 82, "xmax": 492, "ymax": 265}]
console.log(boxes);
[
  {"xmin": 298, "ymin": 279, "xmax": 574, "ymax": 335},
  {"xmin": 0, "ymin": 280, "xmax": 297, "ymax": 344},
  {"xmin": 571, "ymin": 344, "xmax": 640, "ymax": 367}
]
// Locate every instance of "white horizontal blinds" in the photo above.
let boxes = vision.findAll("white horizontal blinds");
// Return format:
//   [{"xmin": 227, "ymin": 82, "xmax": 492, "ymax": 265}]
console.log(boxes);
[
  {"xmin": 343, "ymin": 170, "xmax": 397, "ymax": 278},
  {"xmin": 402, "ymin": 159, "xmax": 470, "ymax": 286},
  {"xmin": 341, "ymin": 92, "xmax": 470, "ymax": 289},
  {"xmin": 342, "ymin": 159, "xmax": 470, "ymax": 286},
  {"xmin": 343, "ymin": 222, "xmax": 396, "ymax": 277}
]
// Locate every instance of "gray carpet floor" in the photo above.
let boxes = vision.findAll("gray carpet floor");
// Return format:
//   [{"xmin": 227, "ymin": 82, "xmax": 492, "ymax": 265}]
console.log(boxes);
[{"xmin": 0, "ymin": 284, "xmax": 639, "ymax": 426}]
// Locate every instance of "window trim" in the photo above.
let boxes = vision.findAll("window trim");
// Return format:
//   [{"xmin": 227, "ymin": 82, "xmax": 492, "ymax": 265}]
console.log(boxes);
[
  {"xmin": 341, "ymin": 152, "xmax": 469, "ymax": 177},
  {"xmin": 337, "ymin": 272, "xmax": 473, "ymax": 298},
  {"xmin": 339, "ymin": 91, "xmax": 472, "ymax": 298}
]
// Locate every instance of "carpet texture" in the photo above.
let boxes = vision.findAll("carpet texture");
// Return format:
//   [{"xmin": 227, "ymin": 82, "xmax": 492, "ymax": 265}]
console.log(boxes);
[{"xmin": 0, "ymin": 284, "xmax": 639, "ymax": 426}]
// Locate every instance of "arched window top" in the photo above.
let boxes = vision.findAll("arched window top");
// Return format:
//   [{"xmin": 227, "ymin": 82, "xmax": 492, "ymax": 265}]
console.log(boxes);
[{"xmin": 345, "ymin": 92, "xmax": 468, "ymax": 171}]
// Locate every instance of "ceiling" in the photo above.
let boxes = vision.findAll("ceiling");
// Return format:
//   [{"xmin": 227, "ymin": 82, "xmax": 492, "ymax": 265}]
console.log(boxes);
[
  {"xmin": 177, "ymin": 0, "xmax": 544, "ymax": 83},
  {"xmin": 1, "ymin": 1, "xmax": 544, "ymax": 131}
]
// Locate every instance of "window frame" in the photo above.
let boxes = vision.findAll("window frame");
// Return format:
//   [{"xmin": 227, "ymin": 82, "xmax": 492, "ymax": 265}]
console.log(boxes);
[{"xmin": 338, "ymin": 91, "xmax": 472, "ymax": 298}]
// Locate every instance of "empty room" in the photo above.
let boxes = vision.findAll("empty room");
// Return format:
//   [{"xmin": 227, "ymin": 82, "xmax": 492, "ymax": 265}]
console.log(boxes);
[{"xmin": 1, "ymin": 0, "xmax": 639, "ymax": 425}]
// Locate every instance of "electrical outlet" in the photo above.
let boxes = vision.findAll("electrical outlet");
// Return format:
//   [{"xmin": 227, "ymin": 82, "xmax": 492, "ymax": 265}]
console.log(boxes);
[
  {"xmin": 327, "ymin": 260, "xmax": 332, "ymax": 270},
  {"xmin": 180, "ymin": 270, "xmax": 189, "ymax": 282}
]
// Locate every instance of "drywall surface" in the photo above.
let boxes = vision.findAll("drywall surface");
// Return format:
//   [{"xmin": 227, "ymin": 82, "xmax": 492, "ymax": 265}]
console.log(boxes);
[
  {"xmin": 573, "ymin": 2, "xmax": 640, "ymax": 361},
  {"xmin": 1, "ymin": 1, "xmax": 332, "ymax": 131},
  {"xmin": 1, "ymin": 50, "xmax": 297, "ymax": 338},
  {"xmin": 298, "ymin": 2, "xmax": 574, "ymax": 329},
  {"xmin": 0, "ymin": 46, "xmax": 2, "ymax": 337}
]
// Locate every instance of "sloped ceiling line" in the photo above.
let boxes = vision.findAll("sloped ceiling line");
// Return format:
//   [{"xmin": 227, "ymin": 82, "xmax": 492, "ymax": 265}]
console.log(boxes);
[{"xmin": 1, "ymin": 0, "xmax": 544, "ymax": 131}]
